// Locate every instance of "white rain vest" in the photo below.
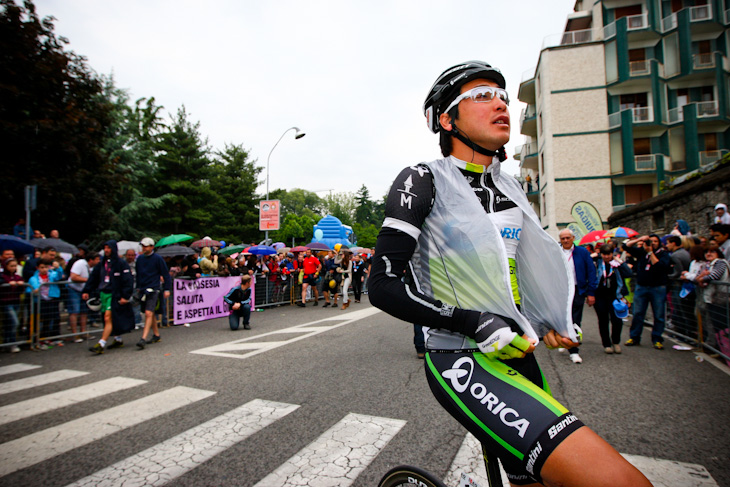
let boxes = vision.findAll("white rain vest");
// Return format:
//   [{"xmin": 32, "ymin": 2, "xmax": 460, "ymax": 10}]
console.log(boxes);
[{"xmin": 411, "ymin": 157, "xmax": 577, "ymax": 350}]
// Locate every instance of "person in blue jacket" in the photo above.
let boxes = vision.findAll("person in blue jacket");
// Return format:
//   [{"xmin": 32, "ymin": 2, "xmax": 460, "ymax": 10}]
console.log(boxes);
[
  {"xmin": 29, "ymin": 259, "xmax": 64, "ymax": 340},
  {"xmin": 224, "ymin": 275, "xmax": 252, "ymax": 330},
  {"xmin": 558, "ymin": 229, "xmax": 598, "ymax": 364}
]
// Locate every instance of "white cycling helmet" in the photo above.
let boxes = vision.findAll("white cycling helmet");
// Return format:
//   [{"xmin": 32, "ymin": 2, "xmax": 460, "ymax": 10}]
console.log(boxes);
[{"xmin": 86, "ymin": 297, "xmax": 102, "ymax": 312}]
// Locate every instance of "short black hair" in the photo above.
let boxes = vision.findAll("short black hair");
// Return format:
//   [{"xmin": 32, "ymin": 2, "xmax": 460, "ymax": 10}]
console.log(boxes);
[
  {"xmin": 666, "ymin": 236, "xmax": 682, "ymax": 246},
  {"xmin": 710, "ymin": 223, "xmax": 730, "ymax": 236}
]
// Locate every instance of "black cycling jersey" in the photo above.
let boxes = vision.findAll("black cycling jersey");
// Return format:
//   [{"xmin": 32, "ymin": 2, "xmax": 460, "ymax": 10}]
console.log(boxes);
[{"xmin": 369, "ymin": 162, "xmax": 518, "ymax": 339}]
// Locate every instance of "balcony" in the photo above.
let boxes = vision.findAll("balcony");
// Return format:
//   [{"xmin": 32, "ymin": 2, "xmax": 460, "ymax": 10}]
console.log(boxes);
[
  {"xmin": 667, "ymin": 106, "xmax": 683, "ymax": 124},
  {"xmin": 661, "ymin": 13, "xmax": 677, "ymax": 32},
  {"xmin": 518, "ymin": 142, "xmax": 539, "ymax": 170},
  {"xmin": 520, "ymin": 105, "xmax": 537, "ymax": 136},
  {"xmin": 609, "ymin": 106, "xmax": 654, "ymax": 129},
  {"xmin": 626, "ymin": 12, "xmax": 649, "ymax": 30},
  {"xmin": 699, "ymin": 149, "xmax": 729, "ymax": 166},
  {"xmin": 693, "ymin": 53, "xmax": 715, "ymax": 70},
  {"xmin": 697, "ymin": 100, "xmax": 719, "ymax": 118},
  {"xmin": 690, "ymin": 3, "xmax": 712, "ymax": 22},
  {"xmin": 518, "ymin": 67, "xmax": 537, "ymax": 105},
  {"xmin": 634, "ymin": 154, "xmax": 656, "ymax": 171},
  {"xmin": 541, "ymin": 28, "xmax": 593, "ymax": 49},
  {"xmin": 604, "ymin": 22, "xmax": 616, "ymax": 39}
]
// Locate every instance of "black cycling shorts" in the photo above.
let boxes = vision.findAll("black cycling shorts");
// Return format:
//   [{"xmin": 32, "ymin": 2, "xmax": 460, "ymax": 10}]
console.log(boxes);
[{"xmin": 425, "ymin": 351, "xmax": 583, "ymax": 485}]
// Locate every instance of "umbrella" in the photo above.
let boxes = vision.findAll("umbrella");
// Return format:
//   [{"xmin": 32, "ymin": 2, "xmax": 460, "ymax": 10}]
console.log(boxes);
[
  {"xmin": 31, "ymin": 237, "xmax": 78, "ymax": 254},
  {"xmin": 578, "ymin": 230, "xmax": 608, "ymax": 246},
  {"xmin": 604, "ymin": 226, "xmax": 638, "ymax": 239},
  {"xmin": 306, "ymin": 242, "xmax": 332, "ymax": 251},
  {"xmin": 156, "ymin": 245, "xmax": 195, "ymax": 258},
  {"xmin": 0, "ymin": 235, "xmax": 35, "ymax": 256},
  {"xmin": 117, "ymin": 240, "xmax": 142, "ymax": 256},
  {"xmin": 291, "ymin": 246, "xmax": 309, "ymax": 252},
  {"xmin": 191, "ymin": 236, "xmax": 222, "ymax": 249},
  {"xmin": 272, "ymin": 242, "xmax": 286, "ymax": 250},
  {"xmin": 156, "ymin": 234, "xmax": 194, "ymax": 247},
  {"xmin": 357, "ymin": 248, "xmax": 373, "ymax": 255},
  {"xmin": 247, "ymin": 245, "xmax": 277, "ymax": 256},
  {"xmin": 277, "ymin": 246, "xmax": 291, "ymax": 254},
  {"xmin": 218, "ymin": 244, "xmax": 247, "ymax": 256}
]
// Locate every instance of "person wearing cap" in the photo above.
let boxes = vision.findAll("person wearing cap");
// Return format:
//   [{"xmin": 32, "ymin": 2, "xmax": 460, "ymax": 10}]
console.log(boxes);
[
  {"xmin": 714, "ymin": 203, "xmax": 730, "ymax": 224},
  {"xmin": 369, "ymin": 61, "xmax": 651, "ymax": 487},
  {"xmin": 135, "ymin": 237, "xmax": 171, "ymax": 350},
  {"xmin": 593, "ymin": 244, "xmax": 631, "ymax": 354}
]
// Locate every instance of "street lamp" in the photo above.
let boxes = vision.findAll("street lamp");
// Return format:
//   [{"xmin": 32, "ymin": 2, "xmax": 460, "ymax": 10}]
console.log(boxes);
[{"xmin": 264, "ymin": 126, "xmax": 306, "ymax": 243}]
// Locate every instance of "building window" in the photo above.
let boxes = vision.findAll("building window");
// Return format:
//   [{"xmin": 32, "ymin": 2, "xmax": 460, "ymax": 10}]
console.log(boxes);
[
  {"xmin": 542, "ymin": 194, "xmax": 546, "ymax": 217},
  {"xmin": 652, "ymin": 211, "xmax": 665, "ymax": 229},
  {"xmin": 625, "ymin": 184, "xmax": 653, "ymax": 205},
  {"xmin": 538, "ymin": 112, "xmax": 543, "ymax": 135},
  {"xmin": 620, "ymin": 92, "xmax": 648, "ymax": 110},
  {"xmin": 615, "ymin": 5, "xmax": 642, "ymax": 19}
]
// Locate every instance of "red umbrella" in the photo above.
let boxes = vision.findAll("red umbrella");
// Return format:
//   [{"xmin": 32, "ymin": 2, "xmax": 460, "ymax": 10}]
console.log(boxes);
[
  {"xmin": 291, "ymin": 245, "xmax": 309, "ymax": 252},
  {"xmin": 191, "ymin": 236, "xmax": 222, "ymax": 249},
  {"xmin": 579, "ymin": 230, "xmax": 608, "ymax": 246}
]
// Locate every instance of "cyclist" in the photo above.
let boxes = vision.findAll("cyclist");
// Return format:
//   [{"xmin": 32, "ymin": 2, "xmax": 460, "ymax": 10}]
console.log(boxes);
[{"xmin": 369, "ymin": 61, "xmax": 652, "ymax": 487}]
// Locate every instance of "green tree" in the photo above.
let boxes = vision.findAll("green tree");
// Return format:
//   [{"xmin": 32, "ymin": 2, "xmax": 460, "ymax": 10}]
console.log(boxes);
[
  {"xmin": 269, "ymin": 188, "xmax": 324, "ymax": 220},
  {"xmin": 153, "ymin": 106, "xmax": 219, "ymax": 235},
  {"xmin": 275, "ymin": 213, "xmax": 317, "ymax": 247},
  {"xmin": 322, "ymin": 191, "xmax": 356, "ymax": 226},
  {"xmin": 0, "ymin": 0, "xmax": 119, "ymax": 241},
  {"xmin": 354, "ymin": 185, "xmax": 375, "ymax": 225},
  {"xmin": 208, "ymin": 143, "xmax": 262, "ymax": 244},
  {"xmin": 352, "ymin": 222, "xmax": 379, "ymax": 248}
]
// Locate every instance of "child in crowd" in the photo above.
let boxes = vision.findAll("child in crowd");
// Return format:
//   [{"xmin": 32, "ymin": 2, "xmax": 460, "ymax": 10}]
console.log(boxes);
[
  {"xmin": 224, "ymin": 275, "xmax": 252, "ymax": 330},
  {"xmin": 1, "ymin": 258, "xmax": 26, "ymax": 352},
  {"xmin": 29, "ymin": 259, "xmax": 63, "ymax": 343}
]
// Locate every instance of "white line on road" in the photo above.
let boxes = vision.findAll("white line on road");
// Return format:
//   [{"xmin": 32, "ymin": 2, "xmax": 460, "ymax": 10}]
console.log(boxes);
[
  {"xmin": 66, "ymin": 399, "xmax": 299, "ymax": 487},
  {"xmin": 444, "ymin": 433, "xmax": 719, "ymax": 487},
  {"xmin": 0, "ymin": 377, "xmax": 148, "ymax": 426},
  {"xmin": 0, "ymin": 369, "xmax": 89, "ymax": 396},
  {"xmin": 0, "ymin": 363, "xmax": 42, "ymax": 376},
  {"xmin": 0, "ymin": 386, "xmax": 215, "ymax": 477},
  {"xmin": 253, "ymin": 412, "xmax": 406, "ymax": 487},
  {"xmin": 191, "ymin": 306, "xmax": 381, "ymax": 360}
]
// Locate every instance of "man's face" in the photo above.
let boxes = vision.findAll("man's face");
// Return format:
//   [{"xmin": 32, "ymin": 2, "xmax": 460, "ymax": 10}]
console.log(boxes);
[
  {"xmin": 103, "ymin": 245, "xmax": 112, "ymax": 258},
  {"xmin": 33, "ymin": 230, "xmax": 42, "ymax": 238},
  {"xmin": 711, "ymin": 230, "xmax": 728, "ymax": 244},
  {"xmin": 1, "ymin": 250, "xmax": 14, "ymax": 261},
  {"xmin": 142, "ymin": 245, "xmax": 154, "ymax": 256},
  {"xmin": 49, "ymin": 230, "xmax": 59, "ymax": 238},
  {"xmin": 305, "ymin": 250, "xmax": 312, "ymax": 258},
  {"xmin": 43, "ymin": 250, "xmax": 57, "ymax": 261},
  {"xmin": 442, "ymin": 78, "xmax": 510, "ymax": 152},
  {"xmin": 649, "ymin": 236, "xmax": 662, "ymax": 250},
  {"xmin": 126, "ymin": 249, "xmax": 137, "ymax": 261},
  {"xmin": 89, "ymin": 257, "xmax": 100, "ymax": 267},
  {"xmin": 559, "ymin": 231, "xmax": 574, "ymax": 249},
  {"xmin": 665, "ymin": 241, "xmax": 677, "ymax": 252}
]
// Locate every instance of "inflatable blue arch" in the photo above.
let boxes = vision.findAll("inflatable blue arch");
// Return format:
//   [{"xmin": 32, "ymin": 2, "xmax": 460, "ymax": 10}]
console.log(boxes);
[{"xmin": 311, "ymin": 215, "xmax": 356, "ymax": 249}]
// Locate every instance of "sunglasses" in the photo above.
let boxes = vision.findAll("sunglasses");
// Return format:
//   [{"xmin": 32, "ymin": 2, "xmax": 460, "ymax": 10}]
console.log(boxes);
[{"xmin": 444, "ymin": 86, "xmax": 510, "ymax": 114}]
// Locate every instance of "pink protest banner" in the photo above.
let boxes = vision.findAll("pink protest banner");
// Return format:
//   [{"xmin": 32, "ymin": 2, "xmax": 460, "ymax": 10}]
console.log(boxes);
[{"xmin": 173, "ymin": 276, "xmax": 241, "ymax": 325}]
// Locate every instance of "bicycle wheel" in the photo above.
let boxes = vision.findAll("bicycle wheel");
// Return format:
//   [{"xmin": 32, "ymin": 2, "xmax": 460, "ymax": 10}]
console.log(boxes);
[{"xmin": 377, "ymin": 465, "xmax": 447, "ymax": 487}]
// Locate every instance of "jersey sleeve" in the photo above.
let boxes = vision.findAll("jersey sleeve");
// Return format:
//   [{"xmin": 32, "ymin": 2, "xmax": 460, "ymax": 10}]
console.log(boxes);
[{"xmin": 369, "ymin": 165, "xmax": 480, "ymax": 338}]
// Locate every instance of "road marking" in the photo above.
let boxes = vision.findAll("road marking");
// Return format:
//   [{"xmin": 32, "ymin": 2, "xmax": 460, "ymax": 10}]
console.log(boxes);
[
  {"xmin": 444, "ymin": 433, "xmax": 509, "ymax": 487},
  {"xmin": 0, "ymin": 369, "xmax": 89, "ymax": 396},
  {"xmin": 191, "ymin": 306, "xmax": 381, "ymax": 360},
  {"xmin": 67, "ymin": 399, "xmax": 299, "ymax": 487},
  {"xmin": 444, "ymin": 433, "xmax": 719, "ymax": 487},
  {"xmin": 0, "ymin": 377, "xmax": 148, "ymax": 426},
  {"xmin": 0, "ymin": 363, "xmax": 42, "ymax": 376},
  {"xmin": 0, "ymin": 386, "xmax": 215, "ymax": 477},
  {"xmin": 623, "ymin": 454, "xmax": 719, "ymax": 487},
  {"xmin": 253, "ymin": 413, "xmax": 406, "ymax": 487}
]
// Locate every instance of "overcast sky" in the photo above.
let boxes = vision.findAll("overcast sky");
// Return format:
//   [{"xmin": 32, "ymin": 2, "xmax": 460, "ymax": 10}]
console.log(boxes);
[{"xmin": 37, "ymin": 0, "xmax": 577, "ymax": 200}]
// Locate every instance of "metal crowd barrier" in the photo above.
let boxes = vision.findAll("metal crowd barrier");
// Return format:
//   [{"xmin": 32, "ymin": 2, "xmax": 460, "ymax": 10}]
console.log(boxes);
[{"xmin": 663, "ymin": 278, "xmax": 730, "ymax": 366}]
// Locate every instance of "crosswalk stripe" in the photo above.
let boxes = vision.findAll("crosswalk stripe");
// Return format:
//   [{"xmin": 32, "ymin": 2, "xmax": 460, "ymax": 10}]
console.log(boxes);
[
  {"xmin": 0, "ymin": 363, "xmax": 42, "ymax": 376},
  {"xmin": 0, "ymin": 369, "xmax": 89, "ymax": 396},
  {"xmin": 0, "ymin": 377, "xmax": 148, "ymax": 426},
  {"xmin": 253, "ymin": 413, "xmax": 406, "ymax": 487},
  {"xmin": 443, "ymin": 433, "xmax": 720, "ymax": 487},
  {"xmin": 191, "ymin": 307, "xmax": 381, "ymax": 360},
  {"xmin": 0, "ymin": 386, "xmax": 215, "ymax": 477},
  {"xmin": 66, "ymin": 399, "xmax": 300, "ymax": 487}
]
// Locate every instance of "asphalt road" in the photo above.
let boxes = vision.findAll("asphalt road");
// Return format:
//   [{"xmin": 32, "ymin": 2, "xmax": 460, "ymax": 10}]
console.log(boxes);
[{"xmin": 0, "ymin": 300, "xmax": 728, "ymax": 487}]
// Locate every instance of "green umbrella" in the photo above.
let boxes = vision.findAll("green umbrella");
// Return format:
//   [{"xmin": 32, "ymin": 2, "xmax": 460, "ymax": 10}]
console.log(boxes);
[
  {"xmin": 155, "ymin": 234, "xmax": 194, "ymax": 247},
  {"xmin": 218, "ymin": 244, "xmax": 247, "ymax": 256}
]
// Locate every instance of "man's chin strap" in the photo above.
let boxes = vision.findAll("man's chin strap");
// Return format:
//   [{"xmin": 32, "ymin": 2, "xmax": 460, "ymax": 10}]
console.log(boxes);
[{"xmin": 450, "ymin": 123, "xmax": 507, "ymax": 162}]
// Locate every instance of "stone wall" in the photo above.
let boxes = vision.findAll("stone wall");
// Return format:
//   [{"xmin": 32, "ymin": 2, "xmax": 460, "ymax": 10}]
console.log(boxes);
[{"xmin": 607, "ymin": 162, "xmax": 730, "ymax": 238}]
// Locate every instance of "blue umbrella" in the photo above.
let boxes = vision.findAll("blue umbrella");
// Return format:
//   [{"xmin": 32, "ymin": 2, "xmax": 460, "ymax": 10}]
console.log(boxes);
[
  {"xmin": 247, "ymin": 245, "xmax": 277, "ymax": 256},
  {"xmin": 0, "ymin": 235, "xmax": 35, "ymax": 255}
]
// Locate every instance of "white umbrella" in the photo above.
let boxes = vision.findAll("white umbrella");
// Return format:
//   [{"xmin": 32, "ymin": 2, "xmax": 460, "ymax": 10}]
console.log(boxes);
[{"xmin": 117, "ymin": 240, "xmax": 142, "ymax": 256}]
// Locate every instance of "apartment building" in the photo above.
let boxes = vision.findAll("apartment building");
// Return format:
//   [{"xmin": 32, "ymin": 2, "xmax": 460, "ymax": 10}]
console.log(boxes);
[{"xmin": 516, "ymin": 0, "xmax": 730, "ymax": 237}]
